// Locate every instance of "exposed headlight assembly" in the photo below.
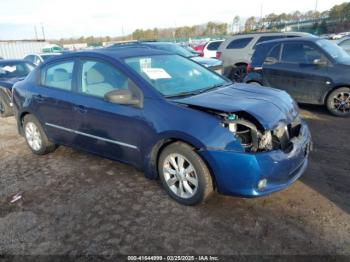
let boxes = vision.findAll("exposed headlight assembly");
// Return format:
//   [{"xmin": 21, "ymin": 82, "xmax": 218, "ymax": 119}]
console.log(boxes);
[{"xmin": 223, "ymin": 114, "xmax": 275, "ymax": 152}]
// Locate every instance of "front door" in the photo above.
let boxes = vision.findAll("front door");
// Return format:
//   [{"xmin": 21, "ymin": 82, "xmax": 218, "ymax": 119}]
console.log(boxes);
[
  {"xmin": 71, "ymin": 58, "xmax": 145, "ymax": 167},
  {"xmin": 263, "ymin": 42, "xmax": 331, "ymax": 103}
]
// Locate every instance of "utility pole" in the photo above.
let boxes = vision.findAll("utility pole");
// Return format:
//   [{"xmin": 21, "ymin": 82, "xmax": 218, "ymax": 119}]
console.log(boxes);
[
  {"xmin": 260, "ymin": 3, "xmax": 263, "ymax": 31},
  {"xmin": 34, "ymin": 26, "xmax": 38, "ymax": 40},
  {"xmin": 41, "ymin": 23, "xmax": 46, "ymax": 40}
]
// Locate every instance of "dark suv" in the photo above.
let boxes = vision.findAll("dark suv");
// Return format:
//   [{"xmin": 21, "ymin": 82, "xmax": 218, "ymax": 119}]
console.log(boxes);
[
  {"xmin": 244, "ymin": 37, "xmax": 350, "ymax": 117},
  {"xmin": 217, "ymin": 32, "xmax": 312, "ymax": 82}
]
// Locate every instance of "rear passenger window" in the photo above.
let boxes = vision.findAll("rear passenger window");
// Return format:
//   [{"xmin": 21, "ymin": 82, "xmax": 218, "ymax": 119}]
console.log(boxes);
[
  {"xmin": 42, "ymin": 61, "xmax": 74, "ymax": 90},
  {"xmin": 80, "ymin": 60, "xmax": 129, "ymax": 98},
  {"xmin": 226, "ymin": 37, "xmax": 253, "ymax": 49}
]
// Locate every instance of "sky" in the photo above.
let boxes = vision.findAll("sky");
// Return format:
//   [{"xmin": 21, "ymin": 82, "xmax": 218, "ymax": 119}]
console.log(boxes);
[{"xmin": 0, "ymin": 0, "xmax": 347, "ymax": 40}]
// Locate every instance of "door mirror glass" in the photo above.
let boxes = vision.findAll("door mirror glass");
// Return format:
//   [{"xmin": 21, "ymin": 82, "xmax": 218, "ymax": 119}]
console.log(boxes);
[
  {"xmin": 104, "ymin": 89, "xmax": 141, "ymax": 107},
  {"xmin": 313, "ymin": 58, "xmax": 328, "ymax": 67}
]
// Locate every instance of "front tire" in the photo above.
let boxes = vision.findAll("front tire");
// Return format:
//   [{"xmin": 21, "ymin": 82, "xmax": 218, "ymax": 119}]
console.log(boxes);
[
  {"xmin": 326, "ymin": 87, "xmax": 350, "ymax": 117},
  {"xmin": 158, "ymin": 142, "xmax": 213, "ymax": 205},
  {"xmin": 23, "ymin": 115, "xmax": 57, "ymax": 155}
]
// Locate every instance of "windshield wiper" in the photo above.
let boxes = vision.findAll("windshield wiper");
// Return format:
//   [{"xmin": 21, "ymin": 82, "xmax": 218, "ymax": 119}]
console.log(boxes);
[
  {"xmin": 165, "ymin": 82, "xmax": 231, "ymax": 99},
  {"xmin": 165, "ymin": 91, "xmax": 199, "ymax": 99},
  {"xmin": 198, "ymin": 82, "xmax": 231, "ymax": 94}
]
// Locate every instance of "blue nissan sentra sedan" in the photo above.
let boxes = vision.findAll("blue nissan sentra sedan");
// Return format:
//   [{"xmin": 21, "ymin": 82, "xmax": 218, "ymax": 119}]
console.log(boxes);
[{"xmin": 12, "ymin": 47, "xmax": 312, "ymax": 205}]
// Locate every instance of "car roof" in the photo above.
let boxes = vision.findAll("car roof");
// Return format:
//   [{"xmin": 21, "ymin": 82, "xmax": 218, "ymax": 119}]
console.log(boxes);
[
  {"xmin": 49, "ymin": 46, "xmax": 171, "ymax": 61},
  {"xmin": 256, "ymin": 36, "xmax": 321, "ymax": 47},
  {"xmin": 226, "ymin": 32, "xmax": 312, "ymax": 39}
]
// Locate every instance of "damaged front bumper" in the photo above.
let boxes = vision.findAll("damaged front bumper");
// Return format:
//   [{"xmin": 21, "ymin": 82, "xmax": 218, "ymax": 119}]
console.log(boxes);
[{"xmin": 199, "ymin": 121, "xmax": 312, "ymax": 197}]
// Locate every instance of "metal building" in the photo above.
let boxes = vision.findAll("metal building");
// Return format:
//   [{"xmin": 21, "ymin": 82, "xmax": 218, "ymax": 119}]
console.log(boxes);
[{"xmin": 0, "ymin": 40, "xmax": 49, "ymax": 59}]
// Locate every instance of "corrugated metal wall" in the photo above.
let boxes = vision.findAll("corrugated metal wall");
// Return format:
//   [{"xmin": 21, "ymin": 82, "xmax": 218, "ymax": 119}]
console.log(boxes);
[{"xmin": 0, "ymin": 41, "xmax": 49, "ymax": 59}]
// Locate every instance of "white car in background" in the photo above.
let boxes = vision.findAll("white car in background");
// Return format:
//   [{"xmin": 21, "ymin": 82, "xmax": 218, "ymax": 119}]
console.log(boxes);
[
  {"xmin": 23, "ymin": 53, "xmax": 62, "ymax": 66},
  {"xmin": 337, "ymin": 37, "xmax": 350, "ymax": 54},
  {"xmin": 201, "ymin": 40, "xmax": 224, "ymax": 58}
]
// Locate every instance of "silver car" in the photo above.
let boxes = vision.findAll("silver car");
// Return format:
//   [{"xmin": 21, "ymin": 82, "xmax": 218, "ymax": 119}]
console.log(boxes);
[{"xmin": 217, "ymin": 32, "xmax": 313, "ymax": 82}]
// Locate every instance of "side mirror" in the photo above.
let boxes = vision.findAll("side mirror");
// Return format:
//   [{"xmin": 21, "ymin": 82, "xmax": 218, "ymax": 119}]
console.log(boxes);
[
  {"xmin": 264, "ymin": 56, "xmax": 278, "ymax": 65},
  {"xmin": 104, "ymin": 89, "xmax": 141, "ymax": 107},
  {"xmin": 313, "ymin": 58, "xmax": 328, "ymax": 67}
]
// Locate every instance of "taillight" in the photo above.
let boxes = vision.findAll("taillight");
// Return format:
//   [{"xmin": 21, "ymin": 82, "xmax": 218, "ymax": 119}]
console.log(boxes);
[
  {"xmin": 199, "ymin": 52, "xmax": 204, "ymax": 57},
  {"xmin": 216, "ymin": 52, "xmax": 222, "ymax": 59},
  {"xmin": 247, "ymin": 64, "xmax": 251, "ymax": 73}
]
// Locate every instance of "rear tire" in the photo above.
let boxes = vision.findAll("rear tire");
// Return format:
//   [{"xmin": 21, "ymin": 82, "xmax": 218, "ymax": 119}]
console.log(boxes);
[
  {"xmin": 0, "ymin": 90, "xmax": 12, "ymax": 118},
  {"xmin": 326, "ymin": 87, "xmax": 350, "ymax": 117},
  {"xmin": 229, "ymin": 65, "xmax": 247, "ymax": 83},
  {"xmin": 158, "ymin": 142, "xmax": 213, "ymax": 205},
  {"xmin": 23, "ymin": 114, "xmax": 57, "ymax": 155}
]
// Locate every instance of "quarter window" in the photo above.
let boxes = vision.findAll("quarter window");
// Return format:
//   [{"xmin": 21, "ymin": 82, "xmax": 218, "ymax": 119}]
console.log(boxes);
[
  {"xmin": 80, "ymin": 60, "xmax": 130, "ymax": 98},
  {"xmin": 226, "ymin": 37, "xmax": 253, "ymax": 49},
  {"xmin": 42, "ymin": 61, "xmax": 74, "ymax": 90},
  {"xmin": 266, "ymin": 44, "xmax": 282, "ymax": 61}
]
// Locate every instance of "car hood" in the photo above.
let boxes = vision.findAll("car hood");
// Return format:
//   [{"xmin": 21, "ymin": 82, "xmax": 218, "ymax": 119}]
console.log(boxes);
[
  {"xmin": 173, "ymin": 84, "xmax": 299, "ymax": 130},
  {"xmin": 191, "ymin": 56, "xmax": 223, "ymax": 68},
  {"xmin": 0, "ymin": 77, "xmax": 25, "ymax": 89}
]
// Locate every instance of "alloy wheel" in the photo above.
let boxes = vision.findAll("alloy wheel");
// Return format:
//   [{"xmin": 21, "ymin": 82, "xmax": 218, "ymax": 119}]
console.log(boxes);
[
  {"xmin": 163, "ymin": 153, "xmax": 198, "ymax": 199},
  {"xmin": 25, "ymin": 122, "xmax": 42, "ymax": 151},
  {"xmin": 332, "ymin": 91, "xmax": 350, "ymax": 114}
]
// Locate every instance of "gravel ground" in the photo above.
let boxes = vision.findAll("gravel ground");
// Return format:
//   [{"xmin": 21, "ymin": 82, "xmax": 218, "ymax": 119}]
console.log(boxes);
[{"xmin": 0, "ymin": 105, "xmax": 349, "ymax": 257}]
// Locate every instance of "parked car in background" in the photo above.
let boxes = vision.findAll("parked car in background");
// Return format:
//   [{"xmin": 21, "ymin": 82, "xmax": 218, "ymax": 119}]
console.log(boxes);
[
  {"xmin": 109, "ymin": 41, "xmax": 223, "ymax": 74},
  {"xmin": 217, "ymin": 32, "xmax": 314, "ymax": 82},
  {"xmin": 192, "ymin": 41, "xmax": 207, "ymax": 53},
  {"xmin": 244, "ymin": 37, "xmax": 350, "ymax": 117},
  {"xmin": 337, "ymin": 37, "xmax": 350, "ymax": 55},
  {"xmin": 199, "ymin": 40, "xmax": 224, "ymax": 58},
  {"xmin": 12, "ymin": 47, "xmax": 311, "ymax": 205},
  {"xmin": 0, "ymin": 59, "xmax": 34, "ymax": 117},
  {"xmin": 24, "ymin": 53, "xmax": 62, "ymax": 66}
]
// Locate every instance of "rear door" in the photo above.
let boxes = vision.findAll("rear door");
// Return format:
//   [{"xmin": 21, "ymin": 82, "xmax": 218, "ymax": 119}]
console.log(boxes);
[
  {"xmin": 263, "ymin": 42, "xmax": 331, "ymax": 103},
  {"xmin": 31, "ymin": 59, "xmax": 79, "ymax": 145}
]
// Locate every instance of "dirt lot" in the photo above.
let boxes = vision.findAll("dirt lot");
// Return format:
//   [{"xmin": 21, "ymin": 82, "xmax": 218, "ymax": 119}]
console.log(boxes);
[{"xmin": 0, "ymin": 106, "xmax": 349, "ymax": 257}]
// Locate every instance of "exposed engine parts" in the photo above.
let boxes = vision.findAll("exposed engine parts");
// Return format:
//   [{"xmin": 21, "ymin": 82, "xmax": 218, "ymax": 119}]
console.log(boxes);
[{"xmin": 222, "ymin": 113, "xmax": 302, "ymax": 153}]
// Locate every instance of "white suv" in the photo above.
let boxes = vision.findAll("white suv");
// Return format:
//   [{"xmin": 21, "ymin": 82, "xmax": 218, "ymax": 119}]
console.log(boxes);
[{"xmin": 201, "ymin": 40, "xmax": 224, "ymax": 58}]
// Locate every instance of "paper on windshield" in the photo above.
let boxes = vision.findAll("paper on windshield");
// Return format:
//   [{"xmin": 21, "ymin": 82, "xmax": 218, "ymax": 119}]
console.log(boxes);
[
  {"xmin": 2, "ymin": 66, "xmax": 16, "ymax": 72},
  {"xmin": 142, "ymin": 68, "xmax": 171, "ymax": 80}
]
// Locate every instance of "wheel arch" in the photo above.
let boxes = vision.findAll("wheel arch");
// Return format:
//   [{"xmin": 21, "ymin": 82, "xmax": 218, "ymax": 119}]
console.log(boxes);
[
  {"xmin": 144, "ymin": 137, "xmax": 217, "ymax": 191},
  {"xmin": 323, "ymin": 85, "xmax": 350, "ymax": 104}
]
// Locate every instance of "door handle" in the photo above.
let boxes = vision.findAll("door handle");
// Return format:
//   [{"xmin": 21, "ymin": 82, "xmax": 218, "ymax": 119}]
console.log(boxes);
[
  {"xmin": 73, "ymin": 105, "xmax": 88, "ymax": 114},
  {"xmin": 34, "ymin": 95, "xmax": 45, "ymax": 103}
]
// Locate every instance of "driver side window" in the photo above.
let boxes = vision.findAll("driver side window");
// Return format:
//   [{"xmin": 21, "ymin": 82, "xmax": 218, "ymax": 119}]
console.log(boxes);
[{"xmin": 80, "ymin": 60, "xmax": 129, "ymax": 98}]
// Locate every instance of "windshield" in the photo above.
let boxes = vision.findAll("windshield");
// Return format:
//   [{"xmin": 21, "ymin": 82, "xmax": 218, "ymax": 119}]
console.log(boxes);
[
  {"xmin": 124, "ymin": 54, "xmax": 228, "ymax": 97},
  {"xmin": 0, "ymin": 62, "xmax": 34, "ymax": 79},
  {"xmin": 149, "ymin": 43, "xmax": 194, "ymax": 58},
  {"xmin": 316, "ymin": 39, "xmax": 350, "ymax": 64}
]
